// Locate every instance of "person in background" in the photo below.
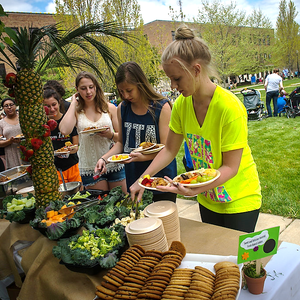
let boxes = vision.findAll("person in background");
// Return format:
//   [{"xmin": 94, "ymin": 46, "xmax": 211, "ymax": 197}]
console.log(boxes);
[
  {"xmin": 95, "ymin": 61, "xmax": 177, "ymax": 202},
  {"xmin": 129, "ymin": 25, "xmax": 261, "ymax": 232},
  {"xmin": 0, "ymin": 98, "xmax": 23, "ymax": 169},
  {"xmin": 59, "ymin": 71, "xmax": 126, "ymax": 192},
  {"xmin": 43, "ymin": 88, "xmax": 81, "ymax": 185},
  {"xmin": 44, "ymin": 80, "xmax": 70, "ymax": 112},
  {"xmin": 264, "ymin": 68, "xmax": 283, "ymax": 117}
]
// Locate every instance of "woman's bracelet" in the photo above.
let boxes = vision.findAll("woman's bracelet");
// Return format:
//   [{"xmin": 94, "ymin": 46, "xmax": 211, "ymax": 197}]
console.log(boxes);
[
  {"xmin": 100, "ymin": 157, "xmax": 107, "ymax": 164},
  {"xmin": 110, "ymin": 132, "xmax": 114, "ymax": 141}
]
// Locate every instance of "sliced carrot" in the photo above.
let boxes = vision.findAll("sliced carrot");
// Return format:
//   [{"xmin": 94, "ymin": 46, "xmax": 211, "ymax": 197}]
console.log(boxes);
[{"xmin": 180, "ymin": 175, "xmax": 199, "ymax": 184}]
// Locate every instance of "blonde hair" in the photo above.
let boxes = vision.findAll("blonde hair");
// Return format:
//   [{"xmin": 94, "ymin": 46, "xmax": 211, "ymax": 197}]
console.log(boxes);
[{"xmin": 161, "ymin": 24, "xmax": 219, "ymax": 80}]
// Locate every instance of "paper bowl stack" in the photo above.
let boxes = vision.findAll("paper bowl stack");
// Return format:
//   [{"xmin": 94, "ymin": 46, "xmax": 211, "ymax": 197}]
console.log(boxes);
[
  {"xmin": 125, "ymin": 217, "xmax": 168, "ymax": 252},
  {"xmin": 144, "ymin": 201, "xmax": 180, "ymax": 247}
]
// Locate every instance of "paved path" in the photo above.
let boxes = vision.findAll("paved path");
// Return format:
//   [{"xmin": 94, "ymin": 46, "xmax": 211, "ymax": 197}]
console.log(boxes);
[{"xmin": 176, "ymin": 198, "xmax": 300, "ymax": 246}]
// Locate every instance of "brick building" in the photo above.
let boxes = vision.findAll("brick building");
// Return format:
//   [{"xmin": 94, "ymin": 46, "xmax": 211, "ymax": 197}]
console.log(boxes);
[{"xmin": 0, "ymin": 12, "xmax": 56, "ymax": 74}]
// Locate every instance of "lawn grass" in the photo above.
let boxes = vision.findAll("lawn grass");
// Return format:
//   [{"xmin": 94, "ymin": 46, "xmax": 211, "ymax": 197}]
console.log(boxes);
[{"xmin": 175, "ymin": 77, "xmax": 300, "ymax": 219}]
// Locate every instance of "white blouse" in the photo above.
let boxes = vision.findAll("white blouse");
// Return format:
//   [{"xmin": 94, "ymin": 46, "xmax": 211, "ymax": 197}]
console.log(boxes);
[{"xmin": 77, "ymin": 112, "xmax": 123, "ymax": 176}]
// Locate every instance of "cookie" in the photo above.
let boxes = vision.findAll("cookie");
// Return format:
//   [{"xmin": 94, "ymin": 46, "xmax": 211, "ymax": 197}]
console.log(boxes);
[
  {"xmin": 96, "ymin": 285, "xmax": 116, "ymax": 296},
  {"xmin": 95, "ymin": 290, "xmax": 114, "ymax": 300},
  {"xmin": 100, "ymin": 281, "xmax": 119, "ymax": 292},
  {"xmin": 169, "ymin": 241, "xmax": 186, "ymax": 258}
]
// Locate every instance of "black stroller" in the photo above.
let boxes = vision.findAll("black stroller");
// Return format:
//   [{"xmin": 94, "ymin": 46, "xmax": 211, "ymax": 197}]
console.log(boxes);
[
  {"xmin": 240, "ymin": 88, "xmax": 266, "ymax": 121},
  {"xmin": 282, "ymin": 86, "xmax": 300, "ymax": 118}
]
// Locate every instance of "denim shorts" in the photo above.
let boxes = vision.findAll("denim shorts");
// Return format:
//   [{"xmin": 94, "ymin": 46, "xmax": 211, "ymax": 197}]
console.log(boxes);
[{"xmin": 81, "ymin": 168, "xmax": 125, "ymax": 187}]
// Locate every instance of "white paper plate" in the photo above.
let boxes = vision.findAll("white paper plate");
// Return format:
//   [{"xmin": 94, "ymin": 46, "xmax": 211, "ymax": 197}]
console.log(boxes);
[
  {"xmin": 132, "ymin": 143, "xmax": 156, "ymax": 153},
  {"xmin": 54, "ymin": 151, "xmax": 70, "ymax": 157},
  {"xmin": 173, "ymin": 169, "xmax": 220, "ymax": 188},
  {"xmin": 80, "ymin": 127, "xmax": 108, "ymax": 134},
  {"xmin": 142, "ymin": 144, "xmax": 165, "ymax": 154},
  {"xmin": 107, "ymin": 154, "xmax": 131, "ymax": 163}
]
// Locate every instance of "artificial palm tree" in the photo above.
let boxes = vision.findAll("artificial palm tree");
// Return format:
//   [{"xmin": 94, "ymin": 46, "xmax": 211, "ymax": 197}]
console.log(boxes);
[{"xmin": 0, "ymin": 20, "xmax": 132, "ymax": 207}]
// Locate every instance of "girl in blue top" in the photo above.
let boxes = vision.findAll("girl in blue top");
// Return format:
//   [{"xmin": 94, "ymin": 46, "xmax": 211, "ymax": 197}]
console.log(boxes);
[
  {"xmin": 95, "ymin": 62, "xmax": 177, "ymax": 202},
  {"xmin": 130, "ymin": 25, "xmax": 261, "ymax": 232}
]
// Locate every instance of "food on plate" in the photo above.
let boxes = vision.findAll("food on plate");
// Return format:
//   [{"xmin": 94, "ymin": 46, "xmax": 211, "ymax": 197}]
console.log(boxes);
[
  {"xmin": 174, "ymin": 168, "xmax": 218, "ymax": 184},
  {"xmin": 83, "ymin": 126, "xmax": 98, "ymax": 131},
  {"xmin": 65, "ymin": 141, "xmax": 72, "ymax": 147},
  {"xmin": 140, "ymin": 174, "xmax": 169, "ymax": 187},
  {"xmin": 139, "ymin": 141, "xmax": 155, "ymax": 149},
  {"xmin": 15, "ymin": 134, "xmax": 24, "ymax": 138},
  {"xmin": 111, "ymin": 154, "xmax": 129, "ymax": 161}
]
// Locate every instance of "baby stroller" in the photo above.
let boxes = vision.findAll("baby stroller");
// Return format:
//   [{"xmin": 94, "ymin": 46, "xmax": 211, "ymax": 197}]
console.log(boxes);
[
  {"xmin": 282, "ymin": 86, "xmax": 300, "ymax": 118},
  {"xmin": 240, "ymin": 88, "xmax": 266, "ymax": 121}
]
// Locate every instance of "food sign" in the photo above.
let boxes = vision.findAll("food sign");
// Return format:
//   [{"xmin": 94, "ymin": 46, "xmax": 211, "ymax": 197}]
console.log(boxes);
[{"xmin": 237, "ymin": 226, "xmax": 280, "ymax": 264}]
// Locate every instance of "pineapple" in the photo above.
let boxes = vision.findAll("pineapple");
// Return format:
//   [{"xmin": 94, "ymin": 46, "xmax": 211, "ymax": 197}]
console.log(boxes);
[
  {"xmin": 15, "ymin": 69, "xmax": 61, "ymax": 207},
  {"xmin": 0, "ymin": 22, "xmax": 131, "ymax": 206}
]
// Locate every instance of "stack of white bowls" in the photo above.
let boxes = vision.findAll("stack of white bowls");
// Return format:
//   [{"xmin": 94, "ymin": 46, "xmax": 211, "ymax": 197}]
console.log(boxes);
[
  {"xmin": 144, "ymin": 201, "xmax": 180, "ymax": 247},
  {"xmin": 125, "ymin": 217, "xmax": 169, "ymax": 252}
]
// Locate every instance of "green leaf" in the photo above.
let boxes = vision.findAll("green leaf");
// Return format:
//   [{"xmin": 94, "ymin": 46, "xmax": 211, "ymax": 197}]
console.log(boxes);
[
  {"xmin": 0, "ymin": 5, "xmax": 7, "ymax": 17},
  {"xmin": 3, "ymin": 36, "xmax": 13, "ymax": 47}
]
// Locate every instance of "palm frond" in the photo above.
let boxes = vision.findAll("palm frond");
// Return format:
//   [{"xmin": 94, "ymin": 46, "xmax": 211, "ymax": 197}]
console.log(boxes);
[{"xmin": 1, "ymin": 21, "xmax": 135, "ymax": 77}]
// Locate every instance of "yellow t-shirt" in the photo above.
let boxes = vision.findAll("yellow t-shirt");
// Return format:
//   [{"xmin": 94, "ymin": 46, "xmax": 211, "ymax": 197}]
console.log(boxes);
[{"xmin": 170, "ymin": 86, "xmax": 261, "ymax": 214}]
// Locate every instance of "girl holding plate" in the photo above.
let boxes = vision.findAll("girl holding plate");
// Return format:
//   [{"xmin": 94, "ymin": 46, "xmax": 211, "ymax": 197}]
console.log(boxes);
[
  {"xmin": 60, "ymin": 71, "xmax": 126, "ymax": 191},
  {"xmin": 95, "ymin": 62, "xmax": 177, "ymax": 202},
  {"xmin": 129, "ymin": 25, "xmax": 261, "ymax": 232},
  {"xmin": 0, "ymin": 98, "xmax": 23, "ymax": 169},
  {"xmin": 43, "ymin": 88, "xmax": 81, "ymax": 185}
]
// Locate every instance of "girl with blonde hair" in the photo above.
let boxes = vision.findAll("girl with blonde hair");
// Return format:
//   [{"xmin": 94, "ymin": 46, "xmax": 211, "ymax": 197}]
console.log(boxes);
[{"xmin": 130, "ymin": 25, "xmax": 262, "ymax": 232}]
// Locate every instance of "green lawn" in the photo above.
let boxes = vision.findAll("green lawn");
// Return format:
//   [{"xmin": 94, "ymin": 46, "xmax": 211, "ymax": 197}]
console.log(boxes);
[{"xmin": 175, "ymin": 77, "xmax": 300, "ymax": 219}]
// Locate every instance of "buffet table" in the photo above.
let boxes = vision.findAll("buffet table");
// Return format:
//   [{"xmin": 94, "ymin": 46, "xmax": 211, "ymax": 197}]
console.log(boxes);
[{"xmin": 1, "ymin": 218, "xmax": 300, "ymax": 300}]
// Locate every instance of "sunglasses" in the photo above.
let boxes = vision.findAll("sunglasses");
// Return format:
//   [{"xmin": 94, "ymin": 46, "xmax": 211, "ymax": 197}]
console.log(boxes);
[{"xmin": 3, "ymin": 103, "xmax": 15, "ymax": 108}]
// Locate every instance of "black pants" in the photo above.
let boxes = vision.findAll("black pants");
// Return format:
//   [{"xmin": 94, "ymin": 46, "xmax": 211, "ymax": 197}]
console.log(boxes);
[{"xmin": 199, "ymin": 204, "xmax": 260, "ymax": 233}]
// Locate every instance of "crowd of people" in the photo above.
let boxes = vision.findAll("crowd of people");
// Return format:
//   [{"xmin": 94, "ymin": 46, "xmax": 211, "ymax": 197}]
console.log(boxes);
[{"xmin": 0, "ymin": 24, "xmax": 264, "ymax": 232}]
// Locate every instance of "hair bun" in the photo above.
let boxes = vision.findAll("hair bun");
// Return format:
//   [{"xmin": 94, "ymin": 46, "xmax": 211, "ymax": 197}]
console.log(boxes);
[{"xmin": 175, "ymin": 24, "xmax": 195, "ymax": 40}]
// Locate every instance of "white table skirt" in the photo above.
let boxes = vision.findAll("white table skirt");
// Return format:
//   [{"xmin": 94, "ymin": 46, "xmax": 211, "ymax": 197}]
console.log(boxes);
[{"xmin": 239, "ymin": 241, "xmax": 300, "ymax": 299}]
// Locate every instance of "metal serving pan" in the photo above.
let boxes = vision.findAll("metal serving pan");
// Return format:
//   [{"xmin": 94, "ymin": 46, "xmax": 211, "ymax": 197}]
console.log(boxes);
[{"xmin": 0, "ymin": 165, "xmax": 30, "ymax": 185}]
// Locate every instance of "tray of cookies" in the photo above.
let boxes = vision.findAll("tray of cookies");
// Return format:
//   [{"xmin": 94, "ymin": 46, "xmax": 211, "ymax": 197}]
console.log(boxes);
[{"xmin": 93, "ymin": 241, "xmax": 242, "ymax": 300}]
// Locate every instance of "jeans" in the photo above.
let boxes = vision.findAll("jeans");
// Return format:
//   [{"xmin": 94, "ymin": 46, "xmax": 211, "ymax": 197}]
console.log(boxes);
[{"xmin": 266, "ymin": 90, "xmax": 279, "ymax": 117}]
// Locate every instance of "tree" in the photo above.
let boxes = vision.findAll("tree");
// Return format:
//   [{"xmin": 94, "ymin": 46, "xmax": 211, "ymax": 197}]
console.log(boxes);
[
  {"xmin": 275, "ymin": 0, "xmax": 300, "ymax": 72},
  {"xmin": 0, "ymin": 21, "xmax": 132, "ymax": 207},
  {"xmin": 245, "ymin": 9, "xmax": 274, "ymax": 74},
  {"xmin": 99, "ymin": 0, "xmax": 161, "ymax": 92},
  {"xmin": 194, "ymin": 0, "xmax": 249, "ymax": 84}
]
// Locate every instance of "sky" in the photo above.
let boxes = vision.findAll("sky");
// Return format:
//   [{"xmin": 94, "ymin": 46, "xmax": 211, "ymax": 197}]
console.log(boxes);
[{"xmin": 1, "ymin": 0, "xmax": 300, "ymax": 29}]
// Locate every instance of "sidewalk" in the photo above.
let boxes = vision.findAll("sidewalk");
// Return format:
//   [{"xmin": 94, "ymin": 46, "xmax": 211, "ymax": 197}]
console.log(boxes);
[{"xmin": 176, "ymin": 198, "xmax": 300, "ymax": 246}]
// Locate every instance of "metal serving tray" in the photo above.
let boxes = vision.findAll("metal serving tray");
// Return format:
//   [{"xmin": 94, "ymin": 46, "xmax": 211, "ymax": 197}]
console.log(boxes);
[{"xmin": 0, "ymin": 165, "xmax": 30, "ymax": 185}]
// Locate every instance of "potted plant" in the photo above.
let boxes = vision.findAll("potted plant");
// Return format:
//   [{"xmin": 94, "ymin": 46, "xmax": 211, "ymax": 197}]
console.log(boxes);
[{"xmin": 243, "ymin": 260, "xmax": 267, "ymax": 294}]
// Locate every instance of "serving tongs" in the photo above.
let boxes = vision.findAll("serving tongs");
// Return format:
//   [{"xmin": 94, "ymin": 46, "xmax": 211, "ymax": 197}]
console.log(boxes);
[
  {"xmin": 121, "ymin": 194, "xmax": 139, "ymax": 220},
  {"xmin": 60, "ymin": 199, "xmax": 101, "ymax": 220}
]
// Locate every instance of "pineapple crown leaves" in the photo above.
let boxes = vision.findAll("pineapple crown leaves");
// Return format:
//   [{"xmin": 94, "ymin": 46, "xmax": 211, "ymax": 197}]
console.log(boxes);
[{"xmin": 0, "ymin": 19, "xmax": 135, "ymax": 79}]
